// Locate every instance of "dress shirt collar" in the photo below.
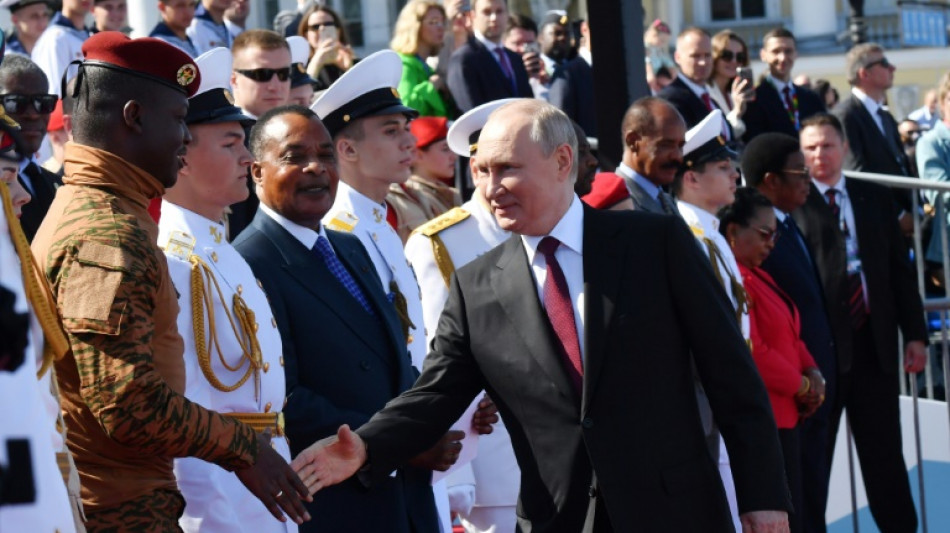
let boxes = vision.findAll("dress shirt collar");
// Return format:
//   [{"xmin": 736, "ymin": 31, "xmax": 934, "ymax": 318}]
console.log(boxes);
[
  {"xmin": 160, "ymin": 201, "xmax": 227, "ymax": 243},
  {"xmin": 812, "ymin": 174, "xmax": 847, "ymax": 198},
  {"xmin": 474, "ymin": 30, "xmax": 503, "ymax": 52},
  {"xmin": 616, "ymin": 162, "xmax": 661, "ymax": 200},
  {"xmin": 772, "ymin": 206, "xmax": 788, "ymax": 223},
  {"xmin": 521, "ymin": 194, "xmax": 584, "ymax": 263},
  {"xmin": 678, "ymin": 74, "xmax": 708, "ymax": 99},
  {"xmin": 260, "ymin": 202, "xmax": 329, "ymax": 250},
  {"xmin": 337, "ymin": 180, "xmax": 388, "ymax": 224},
  {"xmin": 18, "ymin": 154, "xmax": 38, "ymax": 174},
  {"xmin": 676, "ymin": 200, "xmax": 720, "ymax": 234},
  {"xmin": 768, "ymin": 75, "xmax": 794, "ymax": 95},
  {"xmin": 852, "ymin": 87, "xmax": 885, "ymax": 115}
]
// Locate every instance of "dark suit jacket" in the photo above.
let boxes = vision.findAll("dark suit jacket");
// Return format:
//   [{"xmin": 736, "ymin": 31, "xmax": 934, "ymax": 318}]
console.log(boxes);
[
  {"xmin": 19, "ymin": 164, "xmax": 62, "ymax": 242},
  {"xmin": 658, "ymin": 77, "xmax": 729, "ymax": 134},
  {"xmin": 742, "ymin": 82, "xmax": 825, "ymax": 142},
  {"xmin": 446, "ymin": 36, "xmax": 532, "ymax": 113},
  {"xmin": 760, "ymin": 215, "xmax": 836, "ymax": 379},
  {"xmin": 833, "ymin": 95, "xmax": 914, "ymax": 211},
  {"xmin": 232, "ymin": 211, "xmax": 438, "ymax": 533},
  {"xmin": 357, "ymin": 207, "xmax": 790, "ymax": 532},
  {"xmin": 792, "ymin": 180, "xmax": 927, "ymax": 374},
  {"xmin": 548, "ymin": 57, "xmax": 597, "ymax": 136}
]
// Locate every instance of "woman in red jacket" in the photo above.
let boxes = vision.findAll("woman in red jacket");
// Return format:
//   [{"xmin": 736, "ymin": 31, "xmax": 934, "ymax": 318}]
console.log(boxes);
[{"xmin": 720, "ymin": 188, "xmax": 825, "ymax": 533}]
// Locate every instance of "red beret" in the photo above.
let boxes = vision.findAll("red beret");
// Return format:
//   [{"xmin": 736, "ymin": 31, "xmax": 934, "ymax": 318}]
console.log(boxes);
[
  {"xmin": 582, "ymin": 173, "xmax": 631, "ymax": 210},
  {"xmin": 410, "ymin": 116, "xmax": 449, "ymax": 149},
  {"xmin": 80, "ymin": 31, "xmax": 201, "ymax": 97},
  {"xmin": 46, "ymin": 99, "xmax": 64, "ymax": 132}
]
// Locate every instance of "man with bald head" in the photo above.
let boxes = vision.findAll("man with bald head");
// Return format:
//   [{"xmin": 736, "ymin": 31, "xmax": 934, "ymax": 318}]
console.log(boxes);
[{"xmin": 292, "ymin": 99, "xmax": 793, "ymax": 533}]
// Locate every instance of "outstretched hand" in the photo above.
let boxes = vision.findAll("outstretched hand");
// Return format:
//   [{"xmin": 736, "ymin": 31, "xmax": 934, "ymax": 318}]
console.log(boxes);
[
  {"xmin": 291, "ymin": 425, "xmax": 368, "ymax": 496},
  {"xmin": 235, "ymin": 431, "xmax": 312, "ymax": 524}
]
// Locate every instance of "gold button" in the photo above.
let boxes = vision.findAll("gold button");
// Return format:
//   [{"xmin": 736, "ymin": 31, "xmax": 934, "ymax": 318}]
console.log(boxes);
[
  {"xmin": 236, "ymin": 284, "xmax": 243, "ymax": 295},
  {"xmin": 279, "ymin": 356, "xmax": 285, "ymax": 366},
  {"xmin": 257, "ymin": 279, "xmax": 263, "ymax": 288},
  {"xmin": 263, "ymin": 362, "xmax": 270, "ymax": 373},
  {"xmin": 211, "ymin": 251, "xmax": 218, "ymax": 262},
  {"xmin": 407, "ymin": 334, "xmax": 414, "ymax": 344},
  {"xmin": 271, "ymin": 317, "xmax": 277, "ymax": 328},
  {"xmin": 264, "ymin": 402, "xmax": 272, "ymax": 412}
]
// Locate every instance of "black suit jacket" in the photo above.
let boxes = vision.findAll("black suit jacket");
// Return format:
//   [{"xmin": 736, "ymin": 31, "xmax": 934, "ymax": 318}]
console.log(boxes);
[
  {"xmin": 792, "ymin": 180, "xmax": 927, "ymax": 374},
  {"xmin": 19, "ymin": 164, "xmax": 62, "ymax": 242},
  {"xmin": 233, "ymin": 211, "xmax": 438, "ymax": 533},
  {"xmin": 446, "ymin": 36, "xmax": 532, "ymax": 113},
  {"xmin": 658, "ymin": 77, "xmax": 718, "ymax": 131},
  {"xmin": 833, "ymin": 95, "xmax": 914, "ymax": 211},
  {"xmin": 548, "ymin": 57, "xmax": 597, "ymax": 136},
  {"xmin": 742, "ymin": 82, "xmax": 825, "ymax": 142},
  {"xmin": 357, "ymin": 207, "xmax": 789, "ymax": 532}
]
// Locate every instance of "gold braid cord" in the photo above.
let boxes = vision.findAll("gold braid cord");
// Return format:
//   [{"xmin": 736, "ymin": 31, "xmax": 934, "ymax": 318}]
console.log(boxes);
[
  {"xmin": 189, "ymin": 254, "xmax": 263, "ymax": 400},
  {"xmin": 702, "ymin": 237, "xmax": 750, "ymax": 325},
  {"xmin": 430, "ymin": 234, "xmax": 456, "ymax": 289},
  {"xmin": 0, "ymin": 181, "xmax": 69, "ymax": 377},
  {"xmin": 389, "ymin": 279, "xmax": 416, "ymax": 341}
]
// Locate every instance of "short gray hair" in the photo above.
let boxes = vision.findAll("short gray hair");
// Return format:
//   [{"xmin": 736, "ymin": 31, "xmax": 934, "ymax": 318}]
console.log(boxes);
[
  {"xmin": 846, "ymin": 42, "xmax": 885, "ymax": 86},
  {"xmin": 491, "ymin": 99, "xmax": 578, "ymax": 181}
]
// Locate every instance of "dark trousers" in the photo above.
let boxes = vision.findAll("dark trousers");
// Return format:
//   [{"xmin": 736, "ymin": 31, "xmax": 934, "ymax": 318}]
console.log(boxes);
[
  {"xmin": 828, "ymin": 323, "xmax": 917, "ymax": 533},
  {"xmin": 799, "ymin": 364, "xmax": 836, "ymax": 533},
  {"xmin": 779, "ymin": 427, "xmax": 803, "ymax": 533}
]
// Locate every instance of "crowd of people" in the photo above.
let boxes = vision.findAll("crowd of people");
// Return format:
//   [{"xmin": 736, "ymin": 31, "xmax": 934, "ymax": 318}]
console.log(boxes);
[{"xmin": 0, "ymin": 1, "xmax": 942, "ymax": 533}]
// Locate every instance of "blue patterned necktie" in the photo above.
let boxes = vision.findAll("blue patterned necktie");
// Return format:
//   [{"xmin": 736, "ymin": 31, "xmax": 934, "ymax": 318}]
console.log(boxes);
[{"xmin": 313, "ymin": 235, "xmax": 377, "ymax": 318}]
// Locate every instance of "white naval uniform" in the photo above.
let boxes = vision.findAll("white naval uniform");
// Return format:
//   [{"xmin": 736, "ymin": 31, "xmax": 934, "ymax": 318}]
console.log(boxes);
[
  {"xmin": 322, "ymin": 181, "xmax": 453, "ymax": 532},
  {"xmin": 31, "ymin": 13, "xmax": 88, "ymax": 97},
  {"xmin": 405, "ymin": 197, "xmax": 520, "ymax": 533},
  {"xmin": 158, "ymin": 202, "xmax": 295, "ymax": 533},
  {"xmin": 676, "ymin": 200, "xmax": 745, "ymax": 533},
  {"xmin": 0, "ymin": 196, "xmax": 77, "ymax": 532},
  {"xmin": 187, "ymin": 5, "xmax": 233, "ymax": 56}
]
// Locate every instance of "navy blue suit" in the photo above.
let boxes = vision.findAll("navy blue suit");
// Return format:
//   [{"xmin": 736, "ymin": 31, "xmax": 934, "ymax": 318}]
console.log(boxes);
[
  {"xmin": 233, "ymin": 211, "xmax": 438, "ymax": 533},
  {"xmin": 761, "ymin": 213, "xmax": 837, "ymax": 533},
  {"xmin": 446, "ymin": 36, "xmax": 532, "ymax": 113}
]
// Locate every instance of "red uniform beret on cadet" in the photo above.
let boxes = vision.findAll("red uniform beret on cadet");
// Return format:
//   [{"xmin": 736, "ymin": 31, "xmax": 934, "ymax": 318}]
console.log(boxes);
[
  {"xmin": 74, "ymin": 31, "xmax": 201, "ymax": 97},
  {"xmin": 582, "ymin": 173, "xmax": 631, "ymax": 210},
  {"xmin": 410, "ymin": 117, "xmax": 449, "ymax": 150}
]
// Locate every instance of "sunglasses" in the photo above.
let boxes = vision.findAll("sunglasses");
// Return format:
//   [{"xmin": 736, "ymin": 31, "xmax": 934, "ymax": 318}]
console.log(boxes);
[
  {"xmin": 235, "ymin": 67, "xmax": 292, "ymax": 82},
  {"xmin": 308, "ymin": 21, "xmax": 337, "ymax": 31},
  {"xmin": 864, "ymin": 57, "xmax": 892, "ymax": 70},
  {"xmin": 753, "ymin": 225, "xmax": 780, "ymax": 243},
  {"xmin": 1, "ymin": 94, "xmax": 58, "ymax": 114},
  {"xmin": 719, "ymin": 50, "xmax": 747, "ymax": 63}
]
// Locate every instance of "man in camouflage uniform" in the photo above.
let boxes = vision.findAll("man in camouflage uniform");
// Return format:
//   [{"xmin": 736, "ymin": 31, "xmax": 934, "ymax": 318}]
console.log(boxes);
[{"xmin": 31, "ymin": 32, "xmax": 310, "ymax": 532}]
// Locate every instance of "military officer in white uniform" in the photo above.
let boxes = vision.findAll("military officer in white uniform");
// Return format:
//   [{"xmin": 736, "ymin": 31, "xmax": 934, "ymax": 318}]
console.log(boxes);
[
  {"xmin": 406, "ymin": 99, "xmax": 521, "ymax": 533},
  {"xmin": 673, "ymin": 110, "xmax": 746, "ymax": 532},
  {"xmin": 158, "ymin": 48, "xmax": 295, "ymax": 533},
  {"xmin": 311, "ymin": 49, "xmax": 459, "ymax": 533},
  {"xmin": 0, "ymin": 112, "xmax": 80, "ymax": 532},
  {"xmin": 187, "ymin": 0, "xmax": 233, "ymax": 56}
]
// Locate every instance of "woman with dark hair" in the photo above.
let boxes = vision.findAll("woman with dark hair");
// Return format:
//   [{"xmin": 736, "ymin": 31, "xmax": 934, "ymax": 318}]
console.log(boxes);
[
  {"xmin": 813, "ymin": 79, "xmax": 839, "ymax": 109},
  {"xmin": 708, "ymin": 30, "xmax": 754, "ymax": 139},
  {"xmin": 297, "ymin": 4, "xmax": 354, "ymax": 89},
  {"xmin": 720, "ymin": 187, "xmax": 824, "ymax": 533}
]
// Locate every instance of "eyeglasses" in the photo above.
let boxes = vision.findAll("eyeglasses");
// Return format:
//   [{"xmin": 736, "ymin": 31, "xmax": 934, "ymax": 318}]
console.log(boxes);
[
  {"xmin": 235, "ymin": 67, "xmax": 292, "ymax": 82},
  {"xmin": 753, "ymin": 225, "xmax": 780, "ymax": 243},
  {"xmin": 307, "ymin": 21, "xmax": 337, "ymax": 31},
  {"xmin": 780, "ymin": 167, "xmax": 810, "ymax": 180},
  {"xmin": 719, "ymin": 50, "xmax": 747, "ymax": 63},
  {"xmin": 0, "ymin": 94, "xmax": 58, "ymax": 115},
  {"xmin": 864, "ymin": 57, "xmax": 892, "ymax": 70}
]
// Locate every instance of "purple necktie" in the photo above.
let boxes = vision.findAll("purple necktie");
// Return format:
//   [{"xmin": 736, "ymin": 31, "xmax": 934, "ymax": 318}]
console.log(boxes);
[{"xmin": 494, "ymin": 46, "xmax": 516, "ymax": 92}]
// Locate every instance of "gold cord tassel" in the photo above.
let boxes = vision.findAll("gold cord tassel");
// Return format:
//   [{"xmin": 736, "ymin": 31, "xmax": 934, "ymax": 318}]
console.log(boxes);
[
  {"xmin": 389, "ymin": 279, "xmax": 416, "ymax": 341},
  {"xmin": 0, "ymin": 181, "xmax": 69, "ymax": 377},
  {"xmin": 703, "ymin": 237, "xmax": 749, "ymax": 325},
  {"xmin": 189, "ymin": 254, "xmax": 263, "ymax": 400}
]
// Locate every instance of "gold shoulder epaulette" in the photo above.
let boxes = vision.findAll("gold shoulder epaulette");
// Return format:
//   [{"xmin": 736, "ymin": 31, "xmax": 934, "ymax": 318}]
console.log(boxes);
[
  {"xmin": 414, "ymin": 207, "xmax": 470, "ymax": 238},
  {"xmin": 163, "ymin": 230, "xmax": 196, "ymax": 261},
  {"xmin": 326, "ymin": 211, "xmax": 359, "ymax": 233}
]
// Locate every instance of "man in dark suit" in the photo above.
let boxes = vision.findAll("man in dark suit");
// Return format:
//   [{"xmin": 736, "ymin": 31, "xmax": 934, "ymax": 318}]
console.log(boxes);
[
  {"xmin": 742, "ymin": 28, "xmax": 825, "ymax": 143},
  {"xmin": 743, "ymin": 132, "xmax": 836, "ymax": 533},
  {"xmin": 291, "ymin": 99, "xmax": 791, "ymax": 533},
  {"xmin": 795, "ymin": 114, "xmax": 927, "ymax": 533},
  {"xmin": 658, "ymin": 27, "xmax": 729, "ymax": 134},
  {"xmin": 536, "ymin": 12, "xmax": 596, "ymax": 136},
  {"xmin": 0, "ymin": 53, "xmax": 62, "ymax": 241},
  {"xmin": 233, "ymin": 105, "xmax": 451, "ymax": 533},
  {"xmin": 832, "ymin": 43, "xmax": 916, "ymax": 231},
  {"xmin": 446, "ymin": 0, "xmax": 531, "ymax": 113}
]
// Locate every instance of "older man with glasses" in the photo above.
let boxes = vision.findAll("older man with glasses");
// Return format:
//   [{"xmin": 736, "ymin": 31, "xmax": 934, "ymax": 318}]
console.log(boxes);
[{"xmin": 0, "ymin": 53, "xmax": 60, "ymax": 241}]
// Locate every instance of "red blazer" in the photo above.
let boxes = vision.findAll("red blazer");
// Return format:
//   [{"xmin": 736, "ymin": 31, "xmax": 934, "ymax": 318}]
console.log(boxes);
[{"xmin": 740, "ymin": 264, "xmax": 818, "ymax": 428}]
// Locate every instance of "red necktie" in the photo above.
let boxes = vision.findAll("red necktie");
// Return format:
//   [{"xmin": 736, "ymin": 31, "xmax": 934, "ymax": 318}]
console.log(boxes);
[
  {"xmin": 824, "ymin": 189, "xmax": 868, "ymax": 329},
  {"xmin": 701, "ymin": 92, "xmax": 713, "ymax": 111},
  {"xmin": 537, "ymin": 237, "xmax": 583, "ymax": 394}
]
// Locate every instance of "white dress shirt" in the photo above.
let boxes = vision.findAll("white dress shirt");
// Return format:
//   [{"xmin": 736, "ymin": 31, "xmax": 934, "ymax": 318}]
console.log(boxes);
[
  {"xmin": 852, "ymin": 87, "xmax": 887, "ymax": 135},
  {"xmin": 520, "ymin": 195, "xmax": 586, "ymax": 361}
]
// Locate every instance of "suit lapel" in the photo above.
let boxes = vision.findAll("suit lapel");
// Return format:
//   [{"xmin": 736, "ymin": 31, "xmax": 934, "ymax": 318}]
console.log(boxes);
[
  {"xmin": 471, "ymin": 37, "xmax": 513, "ymax": 96},
  {"xmin": 845, "ymin": 180, "xmax": 874, "ymax": 265},
  {"xmin": 252, "ymin": 213, "xmax": 395, "ymax": 367},
  {"xmin": 490, "ymin": 237, "xmax": 577, "ymax": 399},
  {"xmin": 580, "ymin": 208, "xmax": 622, "ymax": 414}
]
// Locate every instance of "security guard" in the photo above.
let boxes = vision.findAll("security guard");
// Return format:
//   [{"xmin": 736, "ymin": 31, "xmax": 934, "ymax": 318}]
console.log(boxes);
[
  {"xmin": 672, "ymin": 109, "xmax": 746, "ymax": 532},
  {"xmin": 406, "ymin": 98, "xmax": 520, "ymax": 533},
  {"xmin": 159, "ymin": 48, "xmax": 295, "ymax": 533}
]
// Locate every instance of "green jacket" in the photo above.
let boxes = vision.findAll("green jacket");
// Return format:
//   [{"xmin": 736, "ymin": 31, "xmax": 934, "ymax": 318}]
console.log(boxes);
[{"xmin": 397, "ymin": 52, "xmax": 448, "ymax": 118}]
